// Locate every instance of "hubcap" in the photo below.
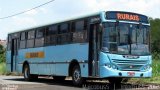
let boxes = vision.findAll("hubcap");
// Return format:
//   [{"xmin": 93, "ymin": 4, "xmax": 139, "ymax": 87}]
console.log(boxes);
[
  {"xmin": 73, "ymin": 69, "xmax": 80, "ymax": 82},
  {"xmin": 24, "ymin": 67, "xmax": 29, "ymax": 78}
]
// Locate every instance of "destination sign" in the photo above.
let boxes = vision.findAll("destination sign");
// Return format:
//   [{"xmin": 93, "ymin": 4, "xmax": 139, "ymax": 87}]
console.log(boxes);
[
  {"xmin": 105, "ymin": 11, "xmax": 149, "ymax": 23},
  {"xmin": 117, "ymin": 13, "xmax": 139, "ymax": 21}
]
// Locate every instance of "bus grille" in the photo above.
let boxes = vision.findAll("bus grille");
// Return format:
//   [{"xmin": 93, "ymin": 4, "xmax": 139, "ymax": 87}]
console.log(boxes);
[{"xmin": 112, "ymin": 59, "xmax": 148, "ymax": 71}]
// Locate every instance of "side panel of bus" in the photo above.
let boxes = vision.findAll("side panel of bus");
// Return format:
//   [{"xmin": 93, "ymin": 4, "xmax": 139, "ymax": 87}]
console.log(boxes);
[
  {"xmin": 16, "ymin": 43, "xmax": 89, "ymax": 77},
  {"xmin": 45, "ymin": 43, "xmax": 89, "ymax": 76}
]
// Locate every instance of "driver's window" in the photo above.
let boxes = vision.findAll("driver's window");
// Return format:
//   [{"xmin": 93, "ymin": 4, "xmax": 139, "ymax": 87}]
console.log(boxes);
[
  {"xmin": 137, "ymin": 26, "xmax": 143, "ymax": 44},
  {"xmin": 119, "ymin": 23, "xmax": 129, "ymax": 44},
  {"xmin": 131, "ymin": 25, "xmax": 138, "ymax": 44}
]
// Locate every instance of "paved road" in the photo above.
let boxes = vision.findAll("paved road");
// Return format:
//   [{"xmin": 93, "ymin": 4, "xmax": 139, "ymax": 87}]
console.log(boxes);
[
  {"xmin": 0, "ymin": 76, "xmax": 160, "ymax": 90},
  {"xmin": 0, "ymin": 76, "xmax": 83, "ymax": 90}
]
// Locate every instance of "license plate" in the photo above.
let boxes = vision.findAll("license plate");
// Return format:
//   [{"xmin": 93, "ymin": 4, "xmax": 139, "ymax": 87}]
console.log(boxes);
[{"xmin": 127, "ymin": 72, "xmax": 135, "ymax": 76}]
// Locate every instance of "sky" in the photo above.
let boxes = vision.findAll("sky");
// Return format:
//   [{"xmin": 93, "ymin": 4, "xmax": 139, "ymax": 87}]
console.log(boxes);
[{"xmin": 0, "ymin": 0, "xmax": 160, "ymax": 40}]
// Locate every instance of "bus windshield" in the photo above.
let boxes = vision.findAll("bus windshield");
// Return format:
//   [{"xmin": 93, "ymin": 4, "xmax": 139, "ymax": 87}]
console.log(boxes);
[{"xmin": 102, "ymin": 22, "xmax": 150, "ymax": 56}]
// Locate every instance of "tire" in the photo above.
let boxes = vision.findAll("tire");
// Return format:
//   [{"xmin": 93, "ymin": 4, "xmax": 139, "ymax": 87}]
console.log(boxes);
[
  {"xmin": 23, "ymin": 64, "xmax": 38, "ymax": 81},
  {"xmin": 23, "ymin": 64, "xmax": 31, "ymax": 81},
  {"xmin": 72, "ymin": 65, "xmax": 83, "ymax": 86},
  {"xmin": 108, "ymin": 77, "xmax": 123, "ymax": 84},
  {"xmin": 53, "ymin": 76, "xmax": 66, "ymax": 81}
]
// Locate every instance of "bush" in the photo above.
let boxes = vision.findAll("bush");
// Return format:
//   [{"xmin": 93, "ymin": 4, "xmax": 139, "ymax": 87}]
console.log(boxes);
[
  {"xmin": 0, "ymin": 52, "xmax": 6, "ymax": 63},
  {"xmin": 152, "ymin": 52, "xmax": 160, "ymax": 60},
  {"xmin": 0, "ymin": 44, "xmax": 6, "ymax": 63},
  {"xmin": 0, "ymin": 63, "xmax": 6, "ymax": 75},
  {"xmin": 150, "ymin": 18, "xmax": 160, "ymax": 53}
]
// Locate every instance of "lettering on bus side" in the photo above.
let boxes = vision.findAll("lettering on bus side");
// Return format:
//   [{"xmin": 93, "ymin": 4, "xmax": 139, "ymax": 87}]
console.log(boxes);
[
  {"xmin": 25, "ymin": 51, "xmax": 45, "ymax": 58},
  {"xmin": 116, "ymin": 13, "xmax": 140, "ymax": 21}
]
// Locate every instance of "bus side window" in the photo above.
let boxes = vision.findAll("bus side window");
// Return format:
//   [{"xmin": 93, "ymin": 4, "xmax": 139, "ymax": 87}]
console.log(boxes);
[
  {"xmin": 75, "ymin": 20, "xmax": 84, "ymax": 32},
  {"xmin": 35, "ymin": 27, "xmax": 45, "ymax": 47},
  {"xmin": 71, "ymin": 21, "xmax": 75, "ymax": 32},
  {"xmin": 60, "ymin": 23, "xmax": 68, "ymax": 33},
  {"xmin": 36, "ymin": 28, "xmax": 45, "ymax": 38},
  {"xmin": 45, "ymin": 25, "xmax": 58, "ymax": 45},
  {"xmin": 72, "ymin": 20, "xmax": 87, "ymax": 43},
  {"xmin": 20, "ymin": 32, "xmax": 26, "ymax": 49},
  {"xmin": 27, "ymin": 30, "xmax": 35, "ymax": 48},
  {"xmin": 28, "ymin": 30, "xmax": 35, "ymax": 39},
  {"xmin": 58, "ymin": 23, "xmax": 70, "ymax": 44},
  {"xmin": 7, "ymin": 35, "xmax": 12, "ymax": 51}
]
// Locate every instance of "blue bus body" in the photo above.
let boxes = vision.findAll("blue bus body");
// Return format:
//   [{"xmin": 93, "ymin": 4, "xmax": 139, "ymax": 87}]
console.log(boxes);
[
  {"xmin": 99, "ymin": 52, "xmax": 152, "ymax": 78},
  {"xmin": 6, "ymin": 43, "xmax": 89, "ymax": 76},
  {"xmin": 6, "ymin": 11, "xmax": 152, "ymax": 85}
]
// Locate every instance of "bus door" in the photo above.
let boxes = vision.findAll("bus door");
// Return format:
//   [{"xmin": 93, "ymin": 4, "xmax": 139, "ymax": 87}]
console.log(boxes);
[
  {"xmin": 11, "ymin": 38, "xmax": 18, "ymax": 72},
  {"xmin": 89, "ymin": 23, "xmax": 102, "ymax": 77}
]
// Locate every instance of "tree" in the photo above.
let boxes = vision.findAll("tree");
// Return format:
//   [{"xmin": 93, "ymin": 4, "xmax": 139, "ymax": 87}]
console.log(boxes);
[
  {"xmin": 0, "ymin": 44, "xmax": 5, "ymax": 63},
  {"xmin": 0, "ymin": 44, "xmax": 4, "ymax": 54},
  {"xmin": 150, "ymin": 18, "xmax": 160, "ymax": 53}
]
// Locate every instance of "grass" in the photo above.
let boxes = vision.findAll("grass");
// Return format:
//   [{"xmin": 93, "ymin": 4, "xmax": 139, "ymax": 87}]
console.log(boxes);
[
  {"xmin": 0, "ymin": 62, "xmax": 7, "ymax": 75},
  {"xmin": 0, "ymin": 63, "xmax": 15, "ymax": 75},
  {"xmin": 128, "ymin": 60, "xmax": 160, "ymax": 84}
]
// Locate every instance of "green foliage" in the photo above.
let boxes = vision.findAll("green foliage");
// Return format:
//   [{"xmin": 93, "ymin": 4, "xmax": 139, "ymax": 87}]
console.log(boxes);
[
  {"xmin": 150, "ymin": 18, "xmax": 160, "ymax": 53},
  {"xmin": 0, "ymin": 63, "xmax": 6, "ymax": 75},
  {"xmin": 152, "ymin": 60, "xmax": 160, "ymax": 77},
  {"xmin": 0, "ymin": 44, "xmax": 4, "ymax": 54},
  {"xmin": 147, "ymin": 18, "xmax": 160, "ymax": 84},
  {"xmin": 0, "ymin": 44, "xmax": 6, "ymax": 63},
  {"xmin": 152, "ymin": 52, "xmax": 160, "ymax": 60}
]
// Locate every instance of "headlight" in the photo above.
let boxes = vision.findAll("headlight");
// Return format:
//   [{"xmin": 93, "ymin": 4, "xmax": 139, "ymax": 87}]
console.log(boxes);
[
  {"xmin": 112, "ymin": 64, "xmax": 117, "ymax": 70},
  {"xmin": 105, "ymin": 63, "xmax": 111, "ymax": 68},
  {"xmin": 105, "ymin": 63, "xmax": 118, "ymax": 70},
  {"xmin": 141, "ymin": 65, "xmax": 151, "ymax": 71}
]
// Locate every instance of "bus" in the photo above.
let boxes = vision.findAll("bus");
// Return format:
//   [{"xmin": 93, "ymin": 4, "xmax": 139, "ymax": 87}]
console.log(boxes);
[{"xmin": 6, "ymin": 11, "xmax": 152, "ymax": 86}]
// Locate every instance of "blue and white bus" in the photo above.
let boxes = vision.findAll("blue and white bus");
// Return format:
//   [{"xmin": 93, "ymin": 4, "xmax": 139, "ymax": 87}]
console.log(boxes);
[{"xmin": 6, "ymin": 11, "xmax": 152, "ymax": 86}]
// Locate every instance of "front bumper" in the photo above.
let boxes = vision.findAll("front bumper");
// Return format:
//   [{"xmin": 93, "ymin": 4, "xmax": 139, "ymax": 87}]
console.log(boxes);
[{"xmin": 100, "ymin": 66, "xmax": 152, "ymax": 78}]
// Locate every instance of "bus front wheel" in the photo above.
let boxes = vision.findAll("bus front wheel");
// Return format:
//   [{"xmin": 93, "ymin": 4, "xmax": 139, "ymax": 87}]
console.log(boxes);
[{"xmin": 72, "ymin": 65, "xmax": 83, "ymax": 86}]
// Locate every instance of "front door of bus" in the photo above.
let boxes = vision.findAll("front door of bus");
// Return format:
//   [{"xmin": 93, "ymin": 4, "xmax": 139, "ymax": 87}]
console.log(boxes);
[
  {"xmin": 89, "ymin": 23, "xmax": 101, "ymax": 77},
  {"xmin": 11, "ymin": 39, "xmax": 18, "ymax": 72}
]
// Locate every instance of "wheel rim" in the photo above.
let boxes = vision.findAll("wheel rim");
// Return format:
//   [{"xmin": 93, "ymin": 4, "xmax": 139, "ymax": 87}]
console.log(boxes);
[
  {"xmin": 24, "ymin": 67, "xmax": 29, "ymax": 79},
  {"xmin": 73, "ymin": 69, "xmax": 81, "ymax": 82}
]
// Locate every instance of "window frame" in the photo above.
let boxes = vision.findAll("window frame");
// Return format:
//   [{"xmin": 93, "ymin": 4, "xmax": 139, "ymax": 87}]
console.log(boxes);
[
  {"xmin": 36, "ymin": 27, "xmax": 45, "ymax": 38},
  {"xmin": 26, "ymin": 30, "xmax": 35, "ymax": 48},
  {"xmin": 71, "ymin": 19, "xmax": 88, "ymax": 43},
  {"xmin": 48, "ymin": 25, "xmax": 58, "ymax": 35},
  {"xmin": 59, "ymin": 23, "xmax": 69, "ymax": 34},
  {"xmin": 45, "ymin": 25, "xmax": 58, "ymax": 46},
  {"xmin": 75, "ymin": 20, "xmax": 85, "ymax": 32},
  {"xmin": 27, "ymin": 30, "xmax": 35, "ymax": 39},
  {"xmin": 7, "ymin": 35, "xmax": 12, "ymax": 51},
  {"xmin": 20, "ymin": 32, "xmax": 26, "ymax": 49}
]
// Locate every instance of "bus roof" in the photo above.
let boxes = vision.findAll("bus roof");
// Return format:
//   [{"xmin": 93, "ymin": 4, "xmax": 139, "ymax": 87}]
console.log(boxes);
[{"xmin": 8, "ymin": 10, "xmax": 149, "ymax": 34}]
